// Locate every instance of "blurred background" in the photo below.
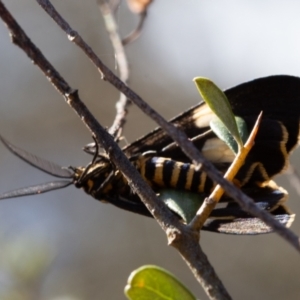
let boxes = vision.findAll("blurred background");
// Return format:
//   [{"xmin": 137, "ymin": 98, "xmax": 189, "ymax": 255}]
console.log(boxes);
[{"xmin": 0, "ymin": 0, "xmax": 300, "ymax": 299}]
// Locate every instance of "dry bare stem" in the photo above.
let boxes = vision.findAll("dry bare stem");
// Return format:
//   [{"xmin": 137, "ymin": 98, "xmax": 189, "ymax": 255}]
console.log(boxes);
[{"xmin": 98, "ymin": 0, "xmax": 131, "ymax": 138}]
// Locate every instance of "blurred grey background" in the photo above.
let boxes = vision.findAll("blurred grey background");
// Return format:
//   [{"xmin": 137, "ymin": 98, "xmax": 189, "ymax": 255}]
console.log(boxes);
[{"xmin": 0, "ymin": 1, "xmax": 300, "ymax": 299}]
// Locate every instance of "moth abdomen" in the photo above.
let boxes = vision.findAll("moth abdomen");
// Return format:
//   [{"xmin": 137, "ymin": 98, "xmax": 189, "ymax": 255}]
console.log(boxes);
[{"xmin": 135, "ymin": 155, "xmax": 213, "ymax": 194}]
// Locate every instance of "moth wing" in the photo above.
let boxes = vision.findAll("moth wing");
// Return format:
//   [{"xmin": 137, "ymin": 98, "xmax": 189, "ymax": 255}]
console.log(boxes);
[
  {"xmin": 202, "ymin": 206, "xmax": 294, "ymax": 235},
  {"xmin": 203, "ymin": 181, "xmax": 293, "ymax": 234}
]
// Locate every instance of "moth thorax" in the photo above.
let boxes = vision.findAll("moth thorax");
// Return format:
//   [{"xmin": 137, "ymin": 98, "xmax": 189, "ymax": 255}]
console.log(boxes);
[{"xmin": 73, "ymin": 161, "xmax": 113, "ymax": 189}]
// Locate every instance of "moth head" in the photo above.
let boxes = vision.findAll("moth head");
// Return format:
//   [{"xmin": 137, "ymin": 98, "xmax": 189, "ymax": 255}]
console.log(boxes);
[{"xmin": 73, "ymin": 157, "xmax": 114, "ymax": 189}]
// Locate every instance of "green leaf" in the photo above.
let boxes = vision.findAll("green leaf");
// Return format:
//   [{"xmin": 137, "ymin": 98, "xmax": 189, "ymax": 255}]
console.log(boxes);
[
  {"xmin": 194, "ymin": 77, "xmax": 243, "ymax": 148},
  {"xmin": 210, "ymin": 116, "xmax": 249, "ymax": 154},
  {"xmin": 125, "ymin": 265, "xmax": 196, "ymax": 300},
  {"xmin": 159, "ymin": 189, "xmax": 205, "ymax": 223}
]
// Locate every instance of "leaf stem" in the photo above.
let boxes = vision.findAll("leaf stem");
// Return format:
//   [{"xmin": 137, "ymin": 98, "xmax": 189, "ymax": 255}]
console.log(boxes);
[{"xmin": 189, "ymin": 112, "xmax": 263, "ymax": 231}]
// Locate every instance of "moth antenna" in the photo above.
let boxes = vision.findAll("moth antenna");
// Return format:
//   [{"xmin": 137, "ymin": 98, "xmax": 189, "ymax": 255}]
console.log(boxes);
[
  {"xmin": 0, "ymin": 135, "xmax": 73, "ymax": 178},
  {"xmin": 0, "ymin": 180, "xmax": 72, "ymax": 200}
]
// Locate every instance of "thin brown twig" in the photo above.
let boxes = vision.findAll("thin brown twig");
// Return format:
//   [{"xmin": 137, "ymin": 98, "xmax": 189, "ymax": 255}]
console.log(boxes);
[
  {"xmin": 0, "ymin": 2, "xmax": 231, "ymax": 299},
  {"xmin": 35, "ymin": 0, "xmax": 300, "ymax": 252},
  {"xmin": 98, "ymin": 0, "xmax": 131, "ymax": 138},
  {"xmin": 122, "ymin": 11, "xmax": 147, "ymax": 46},
  {"xmin": 109, "ymin": 0, "xmax": 121, "ymax": 13}
]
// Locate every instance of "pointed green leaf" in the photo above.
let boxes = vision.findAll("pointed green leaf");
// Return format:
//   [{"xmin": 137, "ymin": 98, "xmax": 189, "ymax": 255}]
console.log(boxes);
[
  {"xmin": 194, "ymin": 77, "xmax": 243, "ymax": 148},
  {"xmin": 210, "ymin": 116, "xmax": 249, "ymax": 154},
  {"xmin": 159, "ymin": 189, "xmax": 205, "ymax": 223},
  {"xmin": 125, "ymin": 265, "xmax": 196, "ymax": 300}
]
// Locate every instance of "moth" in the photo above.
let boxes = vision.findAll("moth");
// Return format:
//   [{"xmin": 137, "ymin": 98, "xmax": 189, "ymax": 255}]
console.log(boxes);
[{"xmin": 1, "ymin": 75, "xmax": 299, "ymax": 234}]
